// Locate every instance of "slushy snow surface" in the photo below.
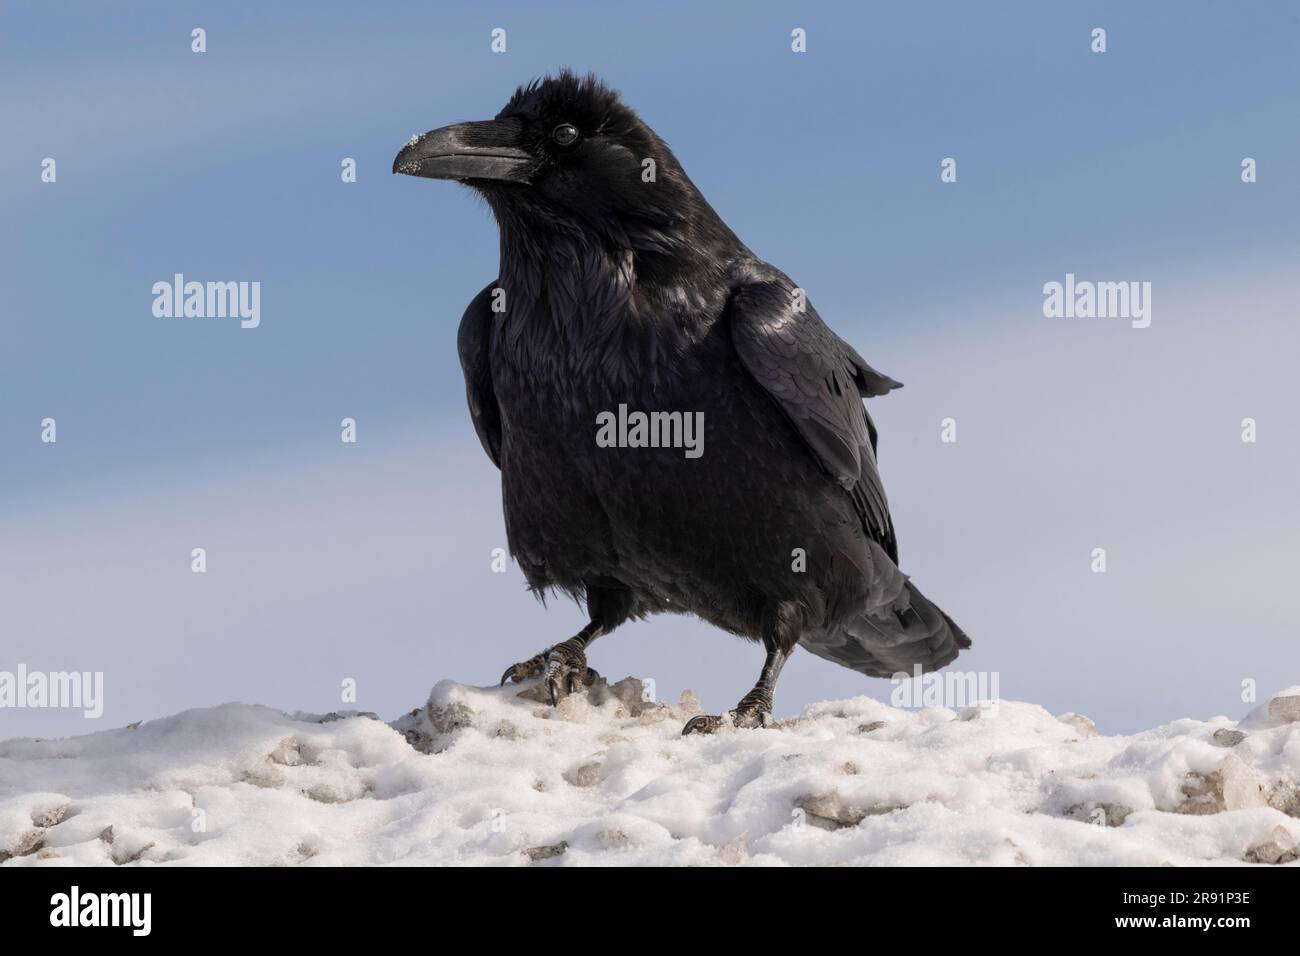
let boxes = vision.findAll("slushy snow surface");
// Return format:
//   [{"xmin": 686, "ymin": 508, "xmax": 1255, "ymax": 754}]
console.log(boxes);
[{"xmin": 2, "ymin": 678, "xmax": 1298, "ymax": 866}]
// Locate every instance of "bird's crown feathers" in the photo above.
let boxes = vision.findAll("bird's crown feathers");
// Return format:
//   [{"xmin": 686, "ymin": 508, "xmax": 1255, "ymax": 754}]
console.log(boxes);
[{"xmin": 498, "ymin": 69, "xmax": 641, "ymax": 139}]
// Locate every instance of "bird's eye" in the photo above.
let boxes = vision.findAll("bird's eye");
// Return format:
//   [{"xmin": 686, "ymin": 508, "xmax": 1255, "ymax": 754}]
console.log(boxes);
[{"xmin": 551, "ymin": 123, "xmax": 580, "ymax": 147}]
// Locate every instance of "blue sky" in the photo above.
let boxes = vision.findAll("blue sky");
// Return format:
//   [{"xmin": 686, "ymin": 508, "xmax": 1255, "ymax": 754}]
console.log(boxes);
[{"xmin": 2, "ymin": 1, "xmax": 1298, "ymax": 738}]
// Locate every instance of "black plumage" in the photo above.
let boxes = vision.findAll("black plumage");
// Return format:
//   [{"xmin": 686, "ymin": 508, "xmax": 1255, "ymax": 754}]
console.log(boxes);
[{"xmin": 394, "ymin": 72, "xmax": 970, "ymax": 732}]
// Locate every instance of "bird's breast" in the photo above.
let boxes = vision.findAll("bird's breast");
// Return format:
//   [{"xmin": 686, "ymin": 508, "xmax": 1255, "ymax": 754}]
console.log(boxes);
[{"xmin": 491, "ymin": 286, "xmax": 715, "ymax": 417}]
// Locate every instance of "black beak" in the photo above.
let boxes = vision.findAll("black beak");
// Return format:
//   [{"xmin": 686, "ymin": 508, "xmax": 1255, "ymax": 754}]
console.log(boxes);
[{"xmin": 392, "ymin": 119, "xmax": 532, "ymax": 183}]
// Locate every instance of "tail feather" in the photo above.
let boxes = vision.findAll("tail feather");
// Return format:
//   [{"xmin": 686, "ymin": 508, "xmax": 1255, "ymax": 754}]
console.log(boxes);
[{"xmin": 802, "ymin": 572, "xmax": 971, "ymax": 679}]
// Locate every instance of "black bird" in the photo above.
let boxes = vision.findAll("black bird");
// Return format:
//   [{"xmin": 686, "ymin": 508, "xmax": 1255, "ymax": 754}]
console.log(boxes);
[{"xmin": 393, "ymin": 72, "xmax": 970, "ymax": 733}]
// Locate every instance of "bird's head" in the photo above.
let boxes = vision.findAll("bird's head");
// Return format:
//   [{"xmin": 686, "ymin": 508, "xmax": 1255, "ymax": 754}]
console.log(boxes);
[{"xmin": 393, "ymin": 71, "xmax": 736, "ymax": 258}]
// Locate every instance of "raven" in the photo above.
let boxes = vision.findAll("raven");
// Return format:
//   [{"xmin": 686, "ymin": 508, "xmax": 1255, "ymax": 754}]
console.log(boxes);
[{"xmin": 394, "ymin": 72, "xmax": 970, "ymax": 734}]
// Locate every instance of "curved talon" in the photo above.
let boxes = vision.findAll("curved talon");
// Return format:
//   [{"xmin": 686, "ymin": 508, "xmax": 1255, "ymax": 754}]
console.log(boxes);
[
  {"xmin": 683, "ymin": 706, "xmax": 771, "ymax": 736},
  {"xmin": 682, "ymin": 714, "xmax": 725, "ymax": 736},
  {"xmin": 499, "ymin": 652, "xmax": 547, "ymax": 687},
  {"xmin": 545, "ymin": 660, "xmax": 562, "ymax": 705},
  {"xmin": 501, "ymin": 641, "xmax": 597, "ymax": 705}
]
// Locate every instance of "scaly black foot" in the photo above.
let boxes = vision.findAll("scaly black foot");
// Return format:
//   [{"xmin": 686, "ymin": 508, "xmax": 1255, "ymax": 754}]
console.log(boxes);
[
  {"xmin": 681, "ymin": 714, "xmax": 724, "ymax": 735},
  {"xmin": 681, "ymin": 692, "xmax": 773, "ymax": 735},
  {"xmin": 499, "ymin": 637, "xmax": 599, "ymax": 705},
  {"xmin": 683, "ymin": 605, "xmax": 795, "ymax": 736}
]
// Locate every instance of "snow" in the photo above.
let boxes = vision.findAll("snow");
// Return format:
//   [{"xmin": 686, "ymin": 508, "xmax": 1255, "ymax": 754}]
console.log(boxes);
[{"xmin": 2, "ymin": 678, "xmax": 1298, "ymax": 866}]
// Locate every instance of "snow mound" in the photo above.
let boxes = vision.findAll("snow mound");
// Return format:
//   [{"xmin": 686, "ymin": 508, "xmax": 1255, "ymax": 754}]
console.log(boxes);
[{"xmin": 2, "ymin": 680, "xmax": 1298, "ymax": 866}]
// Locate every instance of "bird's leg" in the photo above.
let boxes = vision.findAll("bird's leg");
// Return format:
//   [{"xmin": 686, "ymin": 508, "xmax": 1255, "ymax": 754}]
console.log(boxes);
[
  {"xmin": 498, "ymin": 582, "xmax": 635, "ymax": 705},
  {"xmin": 681, "ymin": 645, "xmax": 787, "ymax": 735},
  {"xmin": 683, "ymin": 602, "xmax": 800, "ymax": 735},
  {"xmin": 499, "ymin": 621, "xmax": 603, "ymax": 703}
]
